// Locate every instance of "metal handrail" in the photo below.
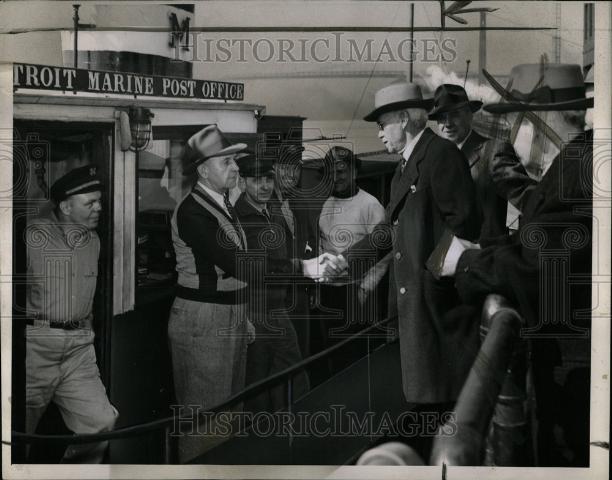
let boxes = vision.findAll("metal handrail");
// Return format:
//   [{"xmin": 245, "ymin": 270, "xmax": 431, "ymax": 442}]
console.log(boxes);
[
  {"xmin": 11, "ymin": 293, "xmax": 529, "ymax": 467},
  {"xmin": 430, "ymin": 294, "xmax": 525, "ymax": 466},
  {"xmin": 10, "ymin": 315, "xmax": 396, "ymax": 446}
]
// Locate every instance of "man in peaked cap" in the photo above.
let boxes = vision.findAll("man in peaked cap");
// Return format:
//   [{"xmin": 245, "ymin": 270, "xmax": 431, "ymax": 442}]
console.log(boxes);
[
  {"xmin": 168, "ymin": 127, "xmax": 331, "ymax": 460},
  {"xmin": 25, "ymin": 165, "xmax": 118, "ymax": 463},
  {"xmin": 234, "ymin": 152, "xmax": 309, "ymax": 413},
  {"xmin": 428, "ymin": 83, "xmax": 537, "ymax": 240},
  {"xmin": 445, "ymin": 63, "xmax": 594, "ymax": 466},
  {"xmin": 324, "ymin": 81, "xmax": 481, "ymax": 461}
]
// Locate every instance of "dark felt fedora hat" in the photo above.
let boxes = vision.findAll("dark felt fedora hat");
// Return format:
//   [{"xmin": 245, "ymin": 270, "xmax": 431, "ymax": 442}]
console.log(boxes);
[
  {"xmin": 484, "ymin": 63, "xmax": 594, "ymax": 114},
  {"xmin": 183, "ymin": 125, "xmax": 246, "ymax": 173},
  {"xmin": 364, "ymin": 82, "xmax": 433, "ymax": 122},
  {"xmin": 428, "ymin": 84, "xmax": 483, "ymax": 120}
]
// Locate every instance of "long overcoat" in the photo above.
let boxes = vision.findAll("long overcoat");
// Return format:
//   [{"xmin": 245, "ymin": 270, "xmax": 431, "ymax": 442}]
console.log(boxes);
[
  {"xmin": 455, "ymin": 130, "xmax": 593, "ymax": 466},
  {"xmin": 353, "ymin": 127, "xmax": 481, "ymax": 404}
]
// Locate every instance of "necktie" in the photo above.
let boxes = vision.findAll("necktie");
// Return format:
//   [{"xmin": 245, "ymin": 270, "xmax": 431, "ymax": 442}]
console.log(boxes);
[
  {"xmin": 223, "ymin": 192, "xmax": 237, "ymax": 221},
  {"xmin": 223, "ymin": 192, "xmax": 245, "ymax": 250}
]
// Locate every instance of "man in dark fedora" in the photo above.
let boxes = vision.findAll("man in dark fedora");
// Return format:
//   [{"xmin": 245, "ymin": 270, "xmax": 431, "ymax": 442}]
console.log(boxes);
[
  {"xmin": 428, "ymin": 83, "xmax": 537, "ymax": 240},
  {"xmin": 442, "ymin": 63, "xmax": 594, "ymax": 466},
  {"xmin": 234, "ymin": 153, "xmax": 309, "ymax": 412},
  {"xmin": 326, "ymin": 81, "xmax": 481, "ymax": 460}
]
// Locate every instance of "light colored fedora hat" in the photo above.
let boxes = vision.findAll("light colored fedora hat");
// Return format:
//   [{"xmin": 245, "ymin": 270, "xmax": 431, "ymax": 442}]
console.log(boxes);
[
  {"xmin": 364, "ymin": 82, "xmax": 433, "ymax": 122},
  {"xmin": 484, "ymin": 63, "xmax": 594, "ymax": 114},
  {"xmin": 184, "ymin": 125, "xmax": 247, "ymax": 171}
]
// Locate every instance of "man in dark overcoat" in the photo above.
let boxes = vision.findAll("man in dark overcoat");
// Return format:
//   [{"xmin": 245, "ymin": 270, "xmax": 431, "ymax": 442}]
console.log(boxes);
[
  {"xmin": 428, "ymin": 84, "xmax": 538, "ymax": 240},
  {"xmin": 446, "ymin": 63, "xmax": 594, "ymax": 466},
  {"xmin": 329, "ymin": 81, "xmax": 481, "ymax": 459}
]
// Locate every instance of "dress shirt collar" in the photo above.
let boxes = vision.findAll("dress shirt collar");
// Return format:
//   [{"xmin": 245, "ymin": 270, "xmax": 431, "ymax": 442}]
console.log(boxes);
[
  {"xmin": 197, "ymin": 181, "xmax": 229, "ymax": 214},
  {"xmin": 402, "ymin": 128, "xmax": 426, "ymax": 163}
]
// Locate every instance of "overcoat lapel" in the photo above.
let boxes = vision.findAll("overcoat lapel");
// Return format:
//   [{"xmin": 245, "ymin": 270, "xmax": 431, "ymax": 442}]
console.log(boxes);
[
  {"xmin": 461, "ymin": 131, "xmax": 487, "ymax": 169},
  {"xmin": 387, "ymin": 128, "xmax": 435, "ymax": 220}
]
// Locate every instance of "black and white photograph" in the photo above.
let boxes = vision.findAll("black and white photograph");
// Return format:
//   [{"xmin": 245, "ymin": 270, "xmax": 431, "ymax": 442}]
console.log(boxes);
[{"xmin": 0, "ymin": 1, "xmax": 610, "ymax": 479}]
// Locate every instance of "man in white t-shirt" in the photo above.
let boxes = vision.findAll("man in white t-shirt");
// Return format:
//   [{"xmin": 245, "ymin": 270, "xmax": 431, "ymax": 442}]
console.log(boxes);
[{"xmin": 316, "ymin": 146, "xmax": 386, "ymax": 372}]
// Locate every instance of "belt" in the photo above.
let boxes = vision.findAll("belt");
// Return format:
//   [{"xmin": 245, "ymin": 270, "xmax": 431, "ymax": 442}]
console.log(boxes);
[
  {"xmin": 175, "ymin": 285, "xmax": 248, "ymax": 305},
  {"xmin": 26, "ymin": 317, "xmax": 92, "ymax": 330}
]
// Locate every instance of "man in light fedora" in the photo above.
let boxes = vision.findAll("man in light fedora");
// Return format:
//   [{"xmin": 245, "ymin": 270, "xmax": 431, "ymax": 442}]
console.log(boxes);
[
  {"xmin": 327, "ymin": 81, "xmax": 481, "ymax": 461},
  {"xmin": 428, "ymin": 83, "xmax": 537, "ymax": 239},
  {"xmin": 169, "ymin": 126, "xmax": 333, "ymax": 460},
  {"xmin": 445, "ymin": 63, "xmax": 594, "ymax": 466},
  {"xmin": 168, "ymin": 125, "xmax": 252, "ymax": 461}
]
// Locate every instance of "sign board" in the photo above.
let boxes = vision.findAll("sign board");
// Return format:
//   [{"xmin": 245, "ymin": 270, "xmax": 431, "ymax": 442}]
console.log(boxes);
[{"xmin": 13, "ymin": 63, "xmax": 244, "ymax": 101}]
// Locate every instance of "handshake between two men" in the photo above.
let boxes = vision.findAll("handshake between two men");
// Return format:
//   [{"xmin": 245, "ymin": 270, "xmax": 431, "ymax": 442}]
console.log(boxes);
[
  {"xmin": 302, "ymin": 253, "xmax": 349, "ymax": 283},
  {"xmin": 302, "ymin": 233, "xmax": 480, "ymax": 284}
]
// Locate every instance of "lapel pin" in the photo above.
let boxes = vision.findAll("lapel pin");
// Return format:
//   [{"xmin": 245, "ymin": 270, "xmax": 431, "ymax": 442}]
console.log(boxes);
[{"xmin": 410, "ymin": 185, "xmax": 417, "ymax": 193}]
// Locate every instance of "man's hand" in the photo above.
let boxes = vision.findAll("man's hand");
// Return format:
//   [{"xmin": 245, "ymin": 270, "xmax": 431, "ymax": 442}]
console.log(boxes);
[
  {"xmin": 319, "ymin": 253, "xmax": 349, "ymax": 282},
  {"xmin": 320, "ymin": 253, "xmax": 348, "ymax": 282},
  {"xmin": 302, "ymin": 254, "xmax": 325, "ymax": 280},
  {"xmin": 302, "ymin": 253, "xmax": 348, "ymax": 282}
]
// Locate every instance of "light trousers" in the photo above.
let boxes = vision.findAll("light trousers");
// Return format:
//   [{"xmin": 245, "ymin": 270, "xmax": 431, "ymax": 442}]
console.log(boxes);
[
  {"xmin": 167, "ymin": 297, "xmax": 248, "ymax": 462},
  {"xmin": 25, "ymin": 326, "xmax": 118, "ymax": 463}
]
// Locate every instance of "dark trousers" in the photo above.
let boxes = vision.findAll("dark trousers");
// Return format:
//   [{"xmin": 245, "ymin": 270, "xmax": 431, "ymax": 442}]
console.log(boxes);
[
  {"xmin": 245, "ymin": 310, "xmax": 310, "ymax": 413},
  {"xmin": 314, "ymin": 284, "xmax": 377, "ymax": 375}
]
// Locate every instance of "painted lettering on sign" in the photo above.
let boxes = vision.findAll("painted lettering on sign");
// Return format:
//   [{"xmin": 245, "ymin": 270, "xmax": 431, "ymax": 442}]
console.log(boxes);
[{"xmin": 13, "ymin": 63, "xmax": 244, "ymax": 101}]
